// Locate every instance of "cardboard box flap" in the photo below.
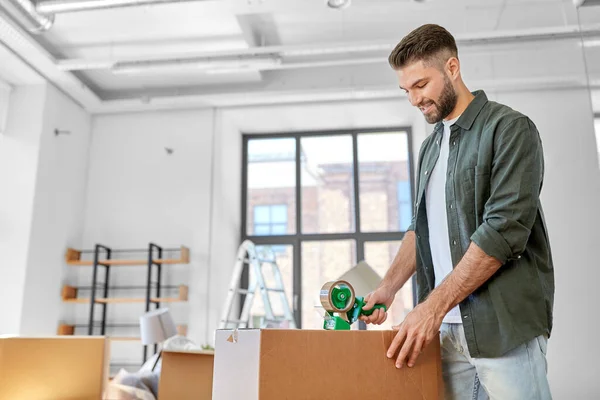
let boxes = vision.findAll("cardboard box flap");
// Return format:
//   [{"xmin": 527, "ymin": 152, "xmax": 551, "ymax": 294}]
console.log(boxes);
[
  {"xmin": 213, "ymin": 330, "xmax": 262, "ymax": 400},
  {"xmin": 0, "ymin": 336, "xmax": 109, "ymax": 400}
]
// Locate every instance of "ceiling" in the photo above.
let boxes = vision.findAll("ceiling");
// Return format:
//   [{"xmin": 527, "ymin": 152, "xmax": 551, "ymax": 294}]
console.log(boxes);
[{"xmin": 0, "ymin": 0, "xmax": 600, "ymax": 113}]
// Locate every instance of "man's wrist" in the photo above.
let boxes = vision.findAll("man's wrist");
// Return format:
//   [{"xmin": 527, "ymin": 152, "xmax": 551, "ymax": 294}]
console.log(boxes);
[
  {"xmin": 378, "ymin": 281, "xmax": 399, "ymax": 295},
  {"xmin": 424, "ymin": 290, "xmax": 452, "ymax": 322}
]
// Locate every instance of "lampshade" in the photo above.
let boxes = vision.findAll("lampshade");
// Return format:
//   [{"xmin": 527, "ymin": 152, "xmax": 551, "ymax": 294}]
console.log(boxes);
[
  {"xmin": 139, "ymin": 308, "xmax": 177, "ymax": 346},
  {"xmin": 336, "ymin": 261, "xmax": 382, "ymax": 298}
]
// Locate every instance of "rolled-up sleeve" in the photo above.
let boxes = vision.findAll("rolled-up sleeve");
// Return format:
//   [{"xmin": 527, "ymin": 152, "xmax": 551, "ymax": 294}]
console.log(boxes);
[{"xmin": 470, "ymin": 117, "xmax": 544, "ymax": 264}]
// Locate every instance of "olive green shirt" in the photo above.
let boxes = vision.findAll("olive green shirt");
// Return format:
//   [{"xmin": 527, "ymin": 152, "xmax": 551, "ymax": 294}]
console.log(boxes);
[{"xmin": 408, "ymin": 90, "xmax": 555, "ymax": 358}]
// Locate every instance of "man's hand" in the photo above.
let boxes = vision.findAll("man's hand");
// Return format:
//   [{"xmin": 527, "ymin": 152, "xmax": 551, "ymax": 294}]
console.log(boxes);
[
  {"xmin": 387, "ymin": 300, "xmax": 444, "ymax": 368},
  {"xmin": 359, "ymin": 286, "xmax": 395, "ymax": 325}
]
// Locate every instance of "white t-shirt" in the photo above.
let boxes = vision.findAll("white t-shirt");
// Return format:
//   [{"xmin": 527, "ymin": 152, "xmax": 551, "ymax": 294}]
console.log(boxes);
[{"xmin": 425, "ymin": 116, "xmax": 462, "ymax": 324}]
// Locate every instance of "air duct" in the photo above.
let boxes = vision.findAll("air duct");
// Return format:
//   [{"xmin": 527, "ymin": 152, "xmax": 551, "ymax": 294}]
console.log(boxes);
[
  {"xmin": 36, "ymin": 0, "xmax": 205, "ymax": 14},
  {"xmin": 573, "ymin": 0, "xmax": 600, "ymax": 7},
  {"xmin": 0, "ymin": 0, "xmax": 54, "ymax": 34},
  {"xmin": 111, "ymin": 54, "xmax": 282, "ymax": 75}
]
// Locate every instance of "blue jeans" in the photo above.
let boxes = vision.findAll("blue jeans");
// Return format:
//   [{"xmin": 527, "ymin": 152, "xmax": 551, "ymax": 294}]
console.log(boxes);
[{"xmin": 440, "ymin": 323, "xmax": 552, "ymax": 400}]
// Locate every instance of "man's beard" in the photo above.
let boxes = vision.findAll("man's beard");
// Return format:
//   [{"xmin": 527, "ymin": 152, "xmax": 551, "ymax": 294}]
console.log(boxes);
[{"xmin": 421, "ymin": 76, "xmax": 457, "ymax": 124}]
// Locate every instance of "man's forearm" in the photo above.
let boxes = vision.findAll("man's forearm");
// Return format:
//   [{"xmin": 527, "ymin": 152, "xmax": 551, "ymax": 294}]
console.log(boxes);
[
  {"xmin": 380, "ymin": 231, "xmax": 417, "ymax": 293},
  {"xmin": 426, "ymin": 241, "xmax": 502, "ymax": 318}
]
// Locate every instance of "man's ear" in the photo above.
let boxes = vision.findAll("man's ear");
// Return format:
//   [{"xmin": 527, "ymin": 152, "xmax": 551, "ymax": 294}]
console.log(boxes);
[{"xmin": 446, "ymin": 57, "xmax": 460, "ymax": 80}]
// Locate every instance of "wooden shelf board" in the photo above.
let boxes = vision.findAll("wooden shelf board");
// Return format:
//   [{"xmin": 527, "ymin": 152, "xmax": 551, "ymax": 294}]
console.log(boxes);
[
  {"xmin": 63, "ymin": 297, "xmax": 186, "ymax": 304},
  {"xmin": 65, "ymin": 246, "xmax": 190, "ymax": 266},
  {"xmin": 61, "ymin": 284, "xmax": 188, "ymax": 304},
  {"xmin": 63, "ymin": 298, "xmax": 89, "ymax": 304},
  {"xmin": 96, "ymin": 297, "xmax": 186, "ymax": 304},
  {"xmin": 67, "ymin": 258, "xmax": 186, "ymax": 267},
  {"xmin": 57, "ymin": 325, "xmax": 188, "ymax": 339}
]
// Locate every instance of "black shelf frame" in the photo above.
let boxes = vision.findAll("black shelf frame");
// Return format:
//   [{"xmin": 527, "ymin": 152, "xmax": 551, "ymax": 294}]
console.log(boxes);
[
  {"xmin": 88, "ymin": 244, "xmax": 111, "ymax": 335},
  {"xmin": 143, "ymin": 242, "xmax": 163, "ymax": 362},
  {"xmin": 71, "ymin": 242, "xmax": 185, "ymax": 364}
]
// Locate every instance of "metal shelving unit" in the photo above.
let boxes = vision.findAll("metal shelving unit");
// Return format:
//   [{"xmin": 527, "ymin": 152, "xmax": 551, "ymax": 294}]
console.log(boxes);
[{"xmin": 59, "ymin": 242, "xmax": 190, "ymax": 365}]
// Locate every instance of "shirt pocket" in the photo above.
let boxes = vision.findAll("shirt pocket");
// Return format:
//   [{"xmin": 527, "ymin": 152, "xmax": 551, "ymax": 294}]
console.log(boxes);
[
  {"xmin": 474, "ymin": 165, "xmax": 491, "ymax": 224},
  {"xmin": 460, "ymin": 166, "xmax": 476, "ymax": 197}
]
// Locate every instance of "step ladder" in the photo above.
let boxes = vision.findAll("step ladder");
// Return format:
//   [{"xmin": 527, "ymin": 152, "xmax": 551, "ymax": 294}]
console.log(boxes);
[{"xmin": 219, "ymin": 240, "xmax": 296, "ymax": 329}]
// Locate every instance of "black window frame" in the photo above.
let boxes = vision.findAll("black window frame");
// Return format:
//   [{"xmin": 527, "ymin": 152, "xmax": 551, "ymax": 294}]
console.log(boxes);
[{"xmin": 241, "ymin": 127, "xmax": 416, "ymax": 328}]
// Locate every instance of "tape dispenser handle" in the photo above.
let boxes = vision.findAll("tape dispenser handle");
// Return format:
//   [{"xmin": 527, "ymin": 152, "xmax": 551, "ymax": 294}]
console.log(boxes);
[{"xmin": 361, "ymin": 303, "xmax": 387, "ymax": 316}]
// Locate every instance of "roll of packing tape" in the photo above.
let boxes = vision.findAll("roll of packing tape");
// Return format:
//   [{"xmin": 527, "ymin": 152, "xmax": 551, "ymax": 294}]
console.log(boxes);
[{"xmin": 319, "ymin": 280, "xmax": 355, "ymax": 313}]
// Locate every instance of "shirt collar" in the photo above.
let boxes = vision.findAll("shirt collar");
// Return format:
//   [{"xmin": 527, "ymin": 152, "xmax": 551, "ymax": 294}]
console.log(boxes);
[{"xmin": 431, "ymin": 90, "xmax": 488, "ymax": 133}]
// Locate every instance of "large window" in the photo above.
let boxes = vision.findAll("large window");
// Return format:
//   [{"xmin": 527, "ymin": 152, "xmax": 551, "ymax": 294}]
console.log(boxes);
[{"xmin": 242, "ymin": 129, "xmax": 415, "ymax": 329}]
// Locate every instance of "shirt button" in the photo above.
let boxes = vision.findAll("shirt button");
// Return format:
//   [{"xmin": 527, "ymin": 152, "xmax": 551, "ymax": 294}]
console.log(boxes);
[
  {"xmin": 453, "ymin": 141, "xmax": 456, "ymax": 146},
  {"xmin": 453, "ymin": 240, "xmax": 457, "ymax": 246},
  {"xmin": 425, "ymin": 170, "xmax": 428, "ymax": 175},
  {"xmin": 449, "ymin": 204, "xmax": 453, "ymax": 209},
  {"xmin": 463, "ymin": 315, "xmax": 469, "ymax": 319}
]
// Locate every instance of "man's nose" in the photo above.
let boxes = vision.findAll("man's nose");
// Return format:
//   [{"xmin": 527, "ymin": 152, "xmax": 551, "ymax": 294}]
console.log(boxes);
[{"xmin": 408, "ymin": 92, "xmax": 422, "ymax": 107}]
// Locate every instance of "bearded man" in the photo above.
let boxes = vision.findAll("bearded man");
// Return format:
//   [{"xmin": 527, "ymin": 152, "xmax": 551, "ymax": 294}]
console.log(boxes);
[{"xmin": 361, "ymin": 24, "xmax": 554, "ymax": 400}]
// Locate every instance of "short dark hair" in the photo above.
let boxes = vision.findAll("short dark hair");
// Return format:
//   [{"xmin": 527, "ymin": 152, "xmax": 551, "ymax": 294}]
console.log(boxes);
[{"xmin": 388, "ymin": 24, "xmax": 458, "ymax": 70}]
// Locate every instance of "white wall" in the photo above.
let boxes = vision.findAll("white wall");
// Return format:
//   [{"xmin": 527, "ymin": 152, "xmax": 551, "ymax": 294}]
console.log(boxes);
[
  {"xmin": 80, "ymin": 109, "xmax": 216, "ymax": 365},
  {"xmin": 205, "ymin": 110, "xmax": 242, "ymax": 344},
  {"xmin": 0, "ymin": 83, "xmax": 92, "ymax": 336},
  {"xmin": 0, "ymin": 79, "xmax": 11, "ymax": 135},
  {"xmin": 0, "ymin": 85, "xmax": 47, "ymax": 334},
  {"xmin": 19, "ymin": 85, "xmax": 92, "ymax": 335},
  {"xmin": 493, "ymin": 88, "xmax": 600, "ymax": 399}
]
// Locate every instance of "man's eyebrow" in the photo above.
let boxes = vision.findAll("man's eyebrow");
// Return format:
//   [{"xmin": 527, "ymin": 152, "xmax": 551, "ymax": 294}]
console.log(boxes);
[{"xmin": 399, "ymin": 78, "xmax": 426, "ymax": 91}]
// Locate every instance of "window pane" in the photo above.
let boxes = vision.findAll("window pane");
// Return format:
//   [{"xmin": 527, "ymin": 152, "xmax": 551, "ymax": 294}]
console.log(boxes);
[
  {"xmin": 301, "ymin": 135, "xmax": 355, "ymax": 234},
  {"xmin": 270, "ymin": 224, "xmax": 287, "ymax": 235},
  {"xmin": 301, "ymin": 240, "xmax": 357, "ymax": 329},
  {"xmin": 270, "ymin": 205, "xmax": 288, "ymax": 223},
  {"xmin": 254, "ymin": 206, "xmax": 270, "ymax": 224},
  {"xmin": 247, "ymin": 138, "xmax": 296, "ymax": 235},
  {"xmin": 397, "ymin": 181, "xmax": 412, "ymax": 231},
  {"xmin": 254, "ymin": 225, "xmax": 270, "ymax": 236},
  {"xmin": 249, "ymin": 245, "xmax": 294, "ymax": 328},
  {"xmin": 358, "ymin": 132, "xmax": 412, "ymax": 232},
  {"xmin": 364, "ymin": 241, "xmax": 414, "ymax": 330}
]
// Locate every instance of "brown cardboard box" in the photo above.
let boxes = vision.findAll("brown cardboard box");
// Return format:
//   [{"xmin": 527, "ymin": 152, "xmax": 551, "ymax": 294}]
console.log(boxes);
[
  {"xmin": 159, "ymin": 349, "xmax": 215, "ymax": 400},
  {"xmin": 213, "ymin": 329, "xmax": 443, "ymax": 400},
  {"xmin": 0, "ymin": 336, "xmax": 109, "ymax": 400}
]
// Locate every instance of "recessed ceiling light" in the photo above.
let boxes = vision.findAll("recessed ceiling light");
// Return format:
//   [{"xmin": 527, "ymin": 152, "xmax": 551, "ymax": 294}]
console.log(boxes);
[{"xmin": 326, "ymin": 0, "xmax": 351, "ymax": 10}]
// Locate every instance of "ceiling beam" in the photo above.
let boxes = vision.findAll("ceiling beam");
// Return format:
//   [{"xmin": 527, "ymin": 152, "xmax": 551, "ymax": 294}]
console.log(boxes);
[
  {"xmin": 57, "ymin": 24, "xmax": 600, "ymax": 72},
  {"xmin": 36, "ymin": 0, "xmax": 212, "ymax": 14},
  {"xmin": 91, "ymin": 74, "xmax": 599, "ymax": 114}
]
